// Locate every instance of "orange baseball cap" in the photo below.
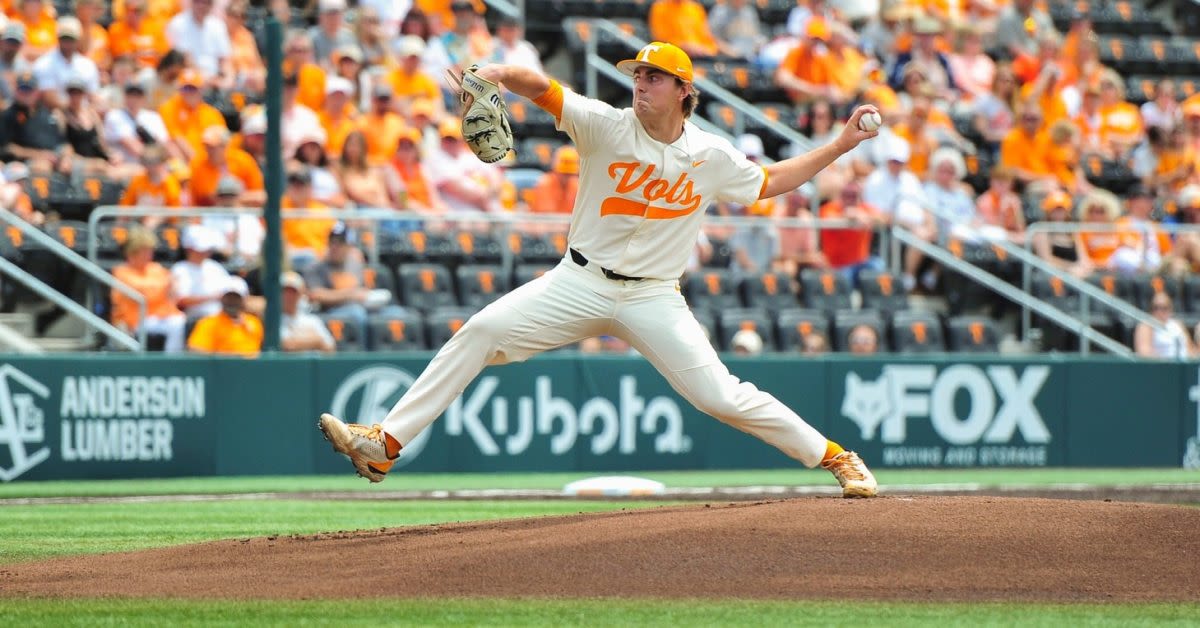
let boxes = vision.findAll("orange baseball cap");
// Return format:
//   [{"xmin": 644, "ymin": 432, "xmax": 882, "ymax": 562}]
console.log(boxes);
[
  {"xmin": 1041, "ymin": 190, "xmax": 1073, "ymax": 212},
  {"xmin": 177, "ymin": 69, "xmax": 204, "ymax": 89},
  {"xmin": 616, "ymin": 42, "xmax": 693, "ymax": 83},
  {"xmin": 396, "ymin": 127, "xmax": 422, "ymax": 146},
  {"xmin": 438, "ymin": 119, "xmax": 462, "ymax": 139},
  {"xmin": 805, "ymin": 18, "xmax": 831, "ymax": 41},
  {"xmin": 552, "ymin": 146, "xmax": 579, "ymax": 174}
]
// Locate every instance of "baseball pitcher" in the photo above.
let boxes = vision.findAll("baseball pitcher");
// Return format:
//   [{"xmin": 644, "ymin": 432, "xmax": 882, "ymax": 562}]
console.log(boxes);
[{"xmin": 320, "ymin": 42, "xmax": 882, "ymax": 497}]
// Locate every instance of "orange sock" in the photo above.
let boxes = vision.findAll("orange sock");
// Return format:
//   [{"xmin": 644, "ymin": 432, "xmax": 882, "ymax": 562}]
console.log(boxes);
[
  {"xmin": 385, "ymin": 433, "xmax": 402, "ymax": 459},
  {"xmin": 823, "ymin": 440, "xmax": 845, "ymax": 463}
]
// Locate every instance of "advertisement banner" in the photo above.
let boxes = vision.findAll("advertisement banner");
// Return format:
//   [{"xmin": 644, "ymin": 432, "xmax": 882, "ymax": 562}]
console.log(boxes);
[
  {"xmin": 827, "ymin": 359, "xmax": 1068, "ymax": 467},
  {"xmin": 0, "ymin": 358, "xmax": 215, "ymax": 481}
]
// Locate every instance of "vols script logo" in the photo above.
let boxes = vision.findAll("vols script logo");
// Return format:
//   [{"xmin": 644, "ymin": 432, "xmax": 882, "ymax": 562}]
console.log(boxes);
[
  {"xmin": 330, "ymin": 366, "xmax": 430, "ymax": 468},
  {"xmin": 601, "ymin": 162, "xmax": 704, "ymax": 220},
  {"xmin": 841, "ymin": 365, "xmax": 1051, "ymax": 445},
  {"xmin": 0, "ymin": 364, "xmax": 51, "ymax": 481}
]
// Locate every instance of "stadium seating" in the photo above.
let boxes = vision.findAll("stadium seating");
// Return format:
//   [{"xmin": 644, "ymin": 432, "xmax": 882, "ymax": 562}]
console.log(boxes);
[
  {"xmin": 685, "ymin": 268, "xmax": 742, "ymax": 315},
  {"xmin": 1183, "ymin": 275, "xmax": 1200, "ymax": 313},
  {"xmin": 321, "ymin": 313, "xmax": 367, "ymax": 352},
  {"xmin": 775, "ymin": 308, "xmax": 830, "ymax": 352},
  {"xmin": 946, "ymin": 316, "xmax": 1001, "ymax": 353},
  {"xmin": 426, "ymin": 306, "xmax": 478, "ymax": 349},
  {"xmin": 362, "ymin": 263, "xmax": 398, "ymax": 302},
  {"xmin": 450, "ymin": 231, "xmax": 505, "ymax": 265},
  {"xmin": 858, "ymin": 269, "xmax": 909, "ymax": 317},
  {"xmin": 799, "ymin": 269, "xmax": 853, "ymax": 314},
  {"xmin": 1132, "ymin": 274, "xmax": 1182, "ymax": 311},
  {"xmin": 456, "ymin": 264, "xmax": 511, "ymax": 310},
  {"xmin": 513, "ymin": 264, "xmax": 555, "ymax": 288},
  {"xmin": 367, "ymin": 311, "xmax": 427, "ymax": 352},
  {"xmin": 832, "ymin": 310, "xmax": 886, "ymax": 353},
  {"xmin": 398, "ymin": 263, "xmax": 457, "ymax": 312},
  {"xmin": 890, "ymin": 310, "xmax": 946, "ymax": 354},
  {"xmin": 739, "ymin": 270, "xmax": 800, "ymax": 314},
  {"xmin": 717, "ymin": 307, "xmax": 775, "ymax": 352}
]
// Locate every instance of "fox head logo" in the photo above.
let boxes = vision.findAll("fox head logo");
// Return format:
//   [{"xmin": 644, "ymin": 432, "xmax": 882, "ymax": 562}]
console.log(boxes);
[{"xmin": 841, "ymin": 372, "xmax": 891, "ymax": 440}]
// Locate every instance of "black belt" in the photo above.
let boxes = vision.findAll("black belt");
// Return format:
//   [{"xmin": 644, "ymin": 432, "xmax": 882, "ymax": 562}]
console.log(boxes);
[{"xmin": 570, "ymin": 248, "xmax": 645, "ymax": 281}]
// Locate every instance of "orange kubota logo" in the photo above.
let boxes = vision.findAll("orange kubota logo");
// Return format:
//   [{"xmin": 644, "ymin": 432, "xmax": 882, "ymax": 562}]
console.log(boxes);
[{"xmin": 601, "ymin": 161, "xmax": 703, "ymax": 220}]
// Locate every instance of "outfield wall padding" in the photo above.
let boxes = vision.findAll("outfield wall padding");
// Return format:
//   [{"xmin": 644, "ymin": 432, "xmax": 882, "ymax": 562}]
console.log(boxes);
[{"xmin": 0, "ymin": 354, "xmax": 1196, "ymax": 481}]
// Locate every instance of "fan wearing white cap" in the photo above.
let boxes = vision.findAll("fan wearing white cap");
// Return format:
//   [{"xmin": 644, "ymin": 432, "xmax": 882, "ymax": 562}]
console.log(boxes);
[
  {"xmin": 320, "ymin": 42, "xmax": 882, "ymax": 498},
  {"xmin": 171, "ymin": 224, "xmax": 233, "ymax": 320},
  {"xmin": 186, "ymin": 275, "xmax": 264, "ymax": 356},
  {"xmin": 31, "ymin": 17, "xmax": 101, "ymax": 107},
  {"xmin": 103, "ymin": 78, "xmax": 171, "ymax": 164},
  {"xmin": 386, "ymin": 35, "xmax": 441, "ymax": 110},
  {"xmin": 862, "ymin": 134, "xmax": 935, "ymax": 291},
  {"xmin": 320, "ymin": 77, "xmax": 357, "ymax": 156}
]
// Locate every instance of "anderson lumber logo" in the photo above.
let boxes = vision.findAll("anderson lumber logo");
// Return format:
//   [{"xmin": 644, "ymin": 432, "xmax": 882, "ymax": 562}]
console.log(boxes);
[{"xmin": 0, "ymin": 365, "xmax": 51, "ymax": 481}]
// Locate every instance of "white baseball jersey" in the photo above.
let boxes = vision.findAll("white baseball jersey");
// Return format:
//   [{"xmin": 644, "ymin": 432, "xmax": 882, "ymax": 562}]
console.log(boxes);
[{"xmin": 557, "ymin": 88, "xmax": 767, "ymax": 280}]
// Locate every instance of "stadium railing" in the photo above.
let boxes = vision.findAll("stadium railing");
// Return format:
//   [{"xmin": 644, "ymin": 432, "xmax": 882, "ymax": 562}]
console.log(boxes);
[{"xmin": 0, "ymin": 209, "xmax": 144, "ymax": 352}]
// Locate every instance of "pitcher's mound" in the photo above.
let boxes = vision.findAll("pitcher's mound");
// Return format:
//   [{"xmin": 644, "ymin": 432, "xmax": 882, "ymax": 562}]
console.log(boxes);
[{"xmin": 4, "ymin": 496, "xmax": 1198, "ymax": 602}]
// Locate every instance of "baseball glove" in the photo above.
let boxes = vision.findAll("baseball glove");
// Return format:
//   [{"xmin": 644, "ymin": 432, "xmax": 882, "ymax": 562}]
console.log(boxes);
[{"xmin": 447, "ymin": 65, "xmax": 515, "ymax": 164}]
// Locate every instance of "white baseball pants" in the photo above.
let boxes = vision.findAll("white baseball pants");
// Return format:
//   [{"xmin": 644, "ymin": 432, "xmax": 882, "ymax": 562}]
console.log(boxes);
[{"xmin": 379, "ymin": 256, "xmax": 829, "ymax": 467}]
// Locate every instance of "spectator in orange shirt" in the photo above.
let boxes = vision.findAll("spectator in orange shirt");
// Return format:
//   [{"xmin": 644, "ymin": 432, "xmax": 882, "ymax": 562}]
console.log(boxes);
[
  {"xmin": 1096, "ymin": 70, "xmax": 1144, "ymax": 160},
  {"xmin": 319, "ymin": 76, "xmax": 357, "ymax": 158},
  {"xmin": 528, "ymin": 146, "xmax": 579, "ymax": 214},
  {"xmin": 1045, "ymin": 119, "xmax": 1090, "ymax": 196},
  {"xmin": 158, "ymin": 68, "xmax": 226, "ymax": 160},
  {"xmin": 112, "ymin": 227, "xmax": 187, "ymax": 352},
  {"xmin": 283, "ymin": 30, "xmax": 326, "ymax": 112},
  {"xmin": 108, "ymin": 0, "xmax": 170, "ymax": 70},
  {"xmin": 330, "ymin": 44, "xmax": 365, "ymax": 106},
  {"xmin": 189, "ymin": 125, "xmax": 264, "ymax": 207},
  {"xmin": 890, "ymin": 94, "xmax": 939, "ymax": 179},
  {"xmin": 281, "ymin": 165, "xmax": 336, "ymax": 266},
  {"xmin": 648, "ymin": 0, "xmax": 723, "ymax": 58},
  {"xmin": 187, "ymin": 275, "xmax": 263, "ymax": 356},
  {"xmin": 387, "ymin": 36, "xmax": 441, "ymax": 115},
  {"xmin": 224, "ymin": 0, "xmax": 264, "ymax": 91},
  {"xmin": 13, "ymin": 0, "xmax": 56, "ymax": 60},
  {"xmin": 336, "ymin": 129, "xmax": 392, "ymax": 209},
  {"xmin": 1076, "ymin": 187, "xmax": 1124, "ymax": 269},
  {"xmin": 1072, "ymin": 80, "xmax": 1104, "ymax": 155},
  {"xmin": 974, "ymin": 166, "xmax": 1025, "ymax": 243},
  {"xmin": 356, "ymin": 83, "xmax": 407, "ymax": 166},
  {"xmin": 999, "ymin": 102, "xmax": 1056, "ymax": 190},
  {"xmin": 818, "ymin": 178, "xmax": 885, "ymax": 286},
  {"xmin": 1108, "ymin": 184, "xmax": 1172, "ymax": 275},
  {"xmin": 75, "ymin": 0, "xmax": 110, "ymax": 70},
  {"xmin": 387, "ymin": 127, "xmax": 444, "ymax": 213},
  {"xmin": 775, "ymin": 19, "xmax": 841, "ymax": 104},
  {"xmin": 120, "ymin": 145, "xmax": 182, "ymax": 227}
]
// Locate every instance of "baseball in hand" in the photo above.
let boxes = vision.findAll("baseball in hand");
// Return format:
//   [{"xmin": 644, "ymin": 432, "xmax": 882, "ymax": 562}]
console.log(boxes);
[{"xmin": 858, "ymin": 111, "xmax": 883, "ymax": 132}]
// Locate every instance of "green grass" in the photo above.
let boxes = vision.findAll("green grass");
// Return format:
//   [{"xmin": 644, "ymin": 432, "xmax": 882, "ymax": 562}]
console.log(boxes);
[
  {"xmin": 2, "ymin": 468, "xmax": 1196, "ymax": 499},
  {"xmin": 0, "ymin": 599, "xmax": 1196, "ymax": 627},
  {"xmin": 0, "ymin": 500, "xmax": 676, "ymax": 565}
]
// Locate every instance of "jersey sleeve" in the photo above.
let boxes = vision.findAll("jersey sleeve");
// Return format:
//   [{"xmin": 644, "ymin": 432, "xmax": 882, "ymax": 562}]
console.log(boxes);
[
  {"xmin": 715, "ymin": 148, "xmax": 768, "ymax": 206},
  {"xmin": 546, "ymin": 84, "xmax": 623, "ymax": 156}
]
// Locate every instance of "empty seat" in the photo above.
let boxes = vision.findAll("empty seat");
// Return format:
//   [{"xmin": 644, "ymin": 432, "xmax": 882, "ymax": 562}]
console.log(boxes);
[
  {"xmin": 515, "ymin": 137, "xmax": 565, "ymax": 171},
  {"xmin": 154, "ymin": 224, "xmax": 183, "ymax": 262},
  {"xmin": 426, "ymin": 306, "xmax": 477, "ymax": 349},
  {"xmin": 858, "ymin": 269, "xmax": 909, "ymax": 315},
  {"xmin": 367, "ymin": 311, "xmax": 426, "ymax": 352},
  {"xmin": 718, "ymin": 307, "xmax": 775, "ymax": 352},
  {"xmin": 890, "ymin": 310, "xmax": 946, "ymax": 354},
  {"xmin": 44, "ymin": 220, "xmax": 89, "ymax": 253},
  {"xmin": 381, "ymin": 230, "xmax": 453, "ymax": 265},
  {"xmin": 505, "ymin": 98, "xmax": 560, "ymax": 138},
  {"xmin": 799, "ymin": 268, "xmax": 853, "ymax": 313},
  {"xmin": 740, "ymin": 270, "xmax": 800, "ymax": 314},
  {"xmin": 397, "ymin": 263, "xmax": 457, "ymax": 312},
  {"xmin": 832, "ymin": 309, "xmax": 886, "ymax": 353},
  {"xmin": 456, "ymin": 264, "xmax": 510, "ymax": 310},
  {"xmin": 448, "ymin": 230, "xmax": 504, "ymax": 264},
  {"xmin": 685, "ymin": 268, "xmax": 742, "ymax": 315},
  {"xmin": 505, "ymin": 232, "xmax": 561, "ymax": 264},
  {"xmin": 321, "ymin": 312, "xmax": 367, "ymax": 352},
  {"xmin": 946, "ymin": 316, "xmax": 1000, "ymax": 353}
]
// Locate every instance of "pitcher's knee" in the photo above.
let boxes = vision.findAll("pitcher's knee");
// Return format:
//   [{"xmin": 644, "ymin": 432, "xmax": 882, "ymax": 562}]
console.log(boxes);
[
  {"xmin": 456, "ymin": 308, "xmax": 509, "ymax": 345},
  {"xmin": 690, "ymin": 390, "xmax": 743, "ymax": 421}
]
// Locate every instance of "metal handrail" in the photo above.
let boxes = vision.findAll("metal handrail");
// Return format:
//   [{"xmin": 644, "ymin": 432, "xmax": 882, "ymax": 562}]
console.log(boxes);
[
  {"xmin": 0, "ymin": 257, "xmax": 140, "ymax": 351},
  {"xmin": 893, "ymin": 226, "xmax": 1135, "ymax": 358},
  {"xmin": 913, "ymin": 203, "xmax": 1166, "ymax": 354},
  {"xmin": 583, "ymin": 20, "xmax": 815, "ymax": 153},
  {"xmin": 0, "ymin": 209, "xmax": 145, "ymax": 350}
]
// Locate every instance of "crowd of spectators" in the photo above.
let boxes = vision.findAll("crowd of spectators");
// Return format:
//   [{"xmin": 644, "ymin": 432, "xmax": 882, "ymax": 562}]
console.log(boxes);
[{"xmin": 1, "ymin": 0, "xmax": 1198, "ymax": 357}]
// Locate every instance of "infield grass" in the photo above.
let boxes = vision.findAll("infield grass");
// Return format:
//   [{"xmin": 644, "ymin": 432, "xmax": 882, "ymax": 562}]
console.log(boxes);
[
  {"xmin": 1, "ymin": 468, "xmax": 1195, "ymax": 498},
  {"xmin": 1, "ymin": 598, "xmax": 1197, "ymax": 627}
]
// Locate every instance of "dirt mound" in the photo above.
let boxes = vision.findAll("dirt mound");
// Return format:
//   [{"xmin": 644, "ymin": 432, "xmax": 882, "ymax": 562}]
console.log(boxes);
[{"xmin": 3, "ymin": 496, "xmax": 1198, "ymax": 602}]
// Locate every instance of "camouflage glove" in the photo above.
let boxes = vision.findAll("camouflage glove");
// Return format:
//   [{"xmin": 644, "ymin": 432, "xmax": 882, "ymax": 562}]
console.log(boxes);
[{"xmin": 449, "ymin": 65, "xmax": 515, "ymax": 164}]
